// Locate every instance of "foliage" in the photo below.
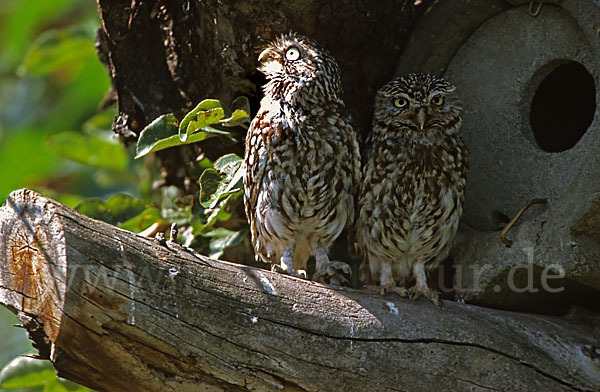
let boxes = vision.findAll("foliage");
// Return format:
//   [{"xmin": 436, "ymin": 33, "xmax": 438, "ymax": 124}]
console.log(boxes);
[
  {"xmin": 0, "ymin": 1, "xmax": 253, "ymax": 389},
  {"xmin": 0, "ymin": 1, "xmax": 132, "ymax": 390},
  {"xmin": 135, "ymin": 97, "xmax": 249, "ymax": 158},
  {"xmin": 0, "ymin": 356, "xmax": 89, "ymax": 392},
  {"xmin": 132, "ymin": 98, "xmax": 249, "ymax": 256}
]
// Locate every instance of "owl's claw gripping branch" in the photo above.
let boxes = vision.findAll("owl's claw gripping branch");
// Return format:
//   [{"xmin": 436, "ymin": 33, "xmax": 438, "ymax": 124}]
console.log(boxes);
[
  {"xmin": 313, "ymin": 260, "xmax": 352, "ymax": 286},
  {"xmin": 409, "ymin": 284, "xmax": 441, "ymax": 307},
  {"xmin": 271, "ymin": 263, "xmax": 307, "ymax": 279}
]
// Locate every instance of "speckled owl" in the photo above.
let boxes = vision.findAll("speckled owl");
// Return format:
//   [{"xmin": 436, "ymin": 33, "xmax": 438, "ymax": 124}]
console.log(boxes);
[
  {"xmin": 357, "ymin": 73, "xmax": 467, "ymax": 305},
  {"xmin": 243, "ymin": 33, "xmax": 361, "ymax": 284}
]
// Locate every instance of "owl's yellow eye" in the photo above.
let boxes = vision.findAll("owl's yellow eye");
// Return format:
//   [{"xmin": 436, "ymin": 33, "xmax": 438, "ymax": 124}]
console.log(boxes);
[
  {"xmin": 432, "ymin": 95, "xmax": 444, "ymax": 105},
  {"xmin": 394, "ymin": 98, "xmax": 408, "ymax": 108},
  {"xmin": 285, "ymin": 47, "xmax": 300, "ymax": 61}
]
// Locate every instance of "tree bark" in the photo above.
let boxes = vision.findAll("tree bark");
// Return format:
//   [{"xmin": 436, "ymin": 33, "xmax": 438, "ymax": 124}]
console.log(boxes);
[
  {"xmin": 95, "ymin": 0, "xmax": 415, "ymax": 191},
  {"xmin": 1, "ymin": 189, "xmax": 599, "ymax": 391}
]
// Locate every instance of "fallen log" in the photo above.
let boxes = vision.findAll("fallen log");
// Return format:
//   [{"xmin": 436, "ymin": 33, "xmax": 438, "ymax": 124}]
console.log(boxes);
[{"xmin": 0, "ymin": 189, "xmax": 598, "ymax": 391}]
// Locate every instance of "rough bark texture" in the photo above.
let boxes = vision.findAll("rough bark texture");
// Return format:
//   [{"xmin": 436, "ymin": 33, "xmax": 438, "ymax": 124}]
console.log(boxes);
[
  {"xmin": 1, "ymin": 189, "xmax": 599, "ymax": 392},
  {"xmin": 95, "ymin": 0, "xmax": 415, "ymax": 190}
]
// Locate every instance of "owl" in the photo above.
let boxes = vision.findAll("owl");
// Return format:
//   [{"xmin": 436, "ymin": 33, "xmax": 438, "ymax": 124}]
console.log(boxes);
[
  {"xmin": 357, "ymin": 74, "xmax": 467, "ymax": 306},
  {"xmin": 244, "ymin": 33, "xmax": 361, "ymax": 284}
]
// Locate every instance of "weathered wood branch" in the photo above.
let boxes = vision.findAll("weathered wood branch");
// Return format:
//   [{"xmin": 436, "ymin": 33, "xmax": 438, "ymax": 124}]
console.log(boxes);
[{"xmin": 0, "ymin": 189, "xmax": 599, "ymax": 391}]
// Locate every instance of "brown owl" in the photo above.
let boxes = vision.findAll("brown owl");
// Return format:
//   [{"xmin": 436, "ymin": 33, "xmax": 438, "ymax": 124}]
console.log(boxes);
[
  {"xmin": 244, "ymin": 33, "xmax": 361, "ymax": 284},
  {"xmin": 357, "ymin": 74, "xmax": 467, "ymax": 305}
]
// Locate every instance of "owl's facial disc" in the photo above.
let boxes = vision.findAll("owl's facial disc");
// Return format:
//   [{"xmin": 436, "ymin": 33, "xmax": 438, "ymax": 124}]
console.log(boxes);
[{"xmin": 258, "ymin": 48, "xmax": 283, "ymax": 75}]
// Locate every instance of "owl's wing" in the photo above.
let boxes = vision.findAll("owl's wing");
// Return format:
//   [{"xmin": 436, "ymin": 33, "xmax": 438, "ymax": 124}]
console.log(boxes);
[{"xmin": 244, "ymin": 110, "xmax": 268, "ymax": 225}]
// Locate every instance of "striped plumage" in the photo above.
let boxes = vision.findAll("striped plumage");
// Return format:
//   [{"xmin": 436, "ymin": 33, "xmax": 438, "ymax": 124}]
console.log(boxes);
[
  {"xmin": 244, "ymin": 33, "xmax": 361, "ymax": 284},
  {"xmin": 357, "ymin": 73, "xmax": 467, "ymax": 305}
]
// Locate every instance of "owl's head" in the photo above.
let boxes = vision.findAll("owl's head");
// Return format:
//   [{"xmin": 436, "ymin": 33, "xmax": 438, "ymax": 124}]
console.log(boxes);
[
  {"xmin": 373, "ymin": 74, "xmax": 462, "ymax": 137},
  {"xmin": 257, "ymin": 32, "xmax": 341, "ymax": 104}
]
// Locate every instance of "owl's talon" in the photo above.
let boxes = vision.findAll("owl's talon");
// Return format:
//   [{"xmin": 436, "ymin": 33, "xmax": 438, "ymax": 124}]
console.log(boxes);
[
  {"xmin": 313, "ymin": 260, "xmax": 351, "ymax": 286},
  {"xmin": 271, "ymin": 264, "xmax": 307, "ymax": 279},
  {"xmin": 409, "ymin": 284, "xmax": 441, "ymax": 307}
]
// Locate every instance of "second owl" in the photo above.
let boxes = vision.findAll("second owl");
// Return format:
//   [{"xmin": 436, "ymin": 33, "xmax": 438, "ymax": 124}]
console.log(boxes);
[
  {"xmin": 357, "ymin": 74, "xmax": 468, "ymax": 306},
  {"xmin": 244, "ymin": 33, "xmax": 361, "ymax": 284}
]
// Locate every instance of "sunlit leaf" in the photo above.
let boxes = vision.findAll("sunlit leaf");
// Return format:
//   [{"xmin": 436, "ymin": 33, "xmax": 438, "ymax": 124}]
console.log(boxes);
[
  {"xmin": 134, "ymin": 114, "xmax": 179, "ymax": 158},
  {"xmin": 21, "ymin": 28, "xmax": 96, "ymax": 76},
  {"xmin": 0, "ymin": 356, "xmax": 55, "ymax": 388},
  {"xmin": 135, "ymin": 113, "xmax": 229, "ymax": 159},
  {"xmin": 46, "ymin": 131, "xmax": 128, "ymax": 170},
  {"xmin": 178, "ymin": 99, "xmax": 223, "ymax": 142},
  {"xmin": 201, "ymin": 227, "xmax": 246, "ymax": 259}
]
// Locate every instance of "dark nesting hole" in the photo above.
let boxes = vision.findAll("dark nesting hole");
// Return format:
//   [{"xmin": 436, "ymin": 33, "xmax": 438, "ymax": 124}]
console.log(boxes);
[{"xmin": 530, "ymin": 61, "xmax": 596, "ymax": 152}]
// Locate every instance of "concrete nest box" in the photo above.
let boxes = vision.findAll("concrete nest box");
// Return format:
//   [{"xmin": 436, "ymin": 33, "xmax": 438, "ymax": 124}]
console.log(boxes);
[{"xmin": 396, "ymin": 0, "xmax": 600, "ymax": 313}]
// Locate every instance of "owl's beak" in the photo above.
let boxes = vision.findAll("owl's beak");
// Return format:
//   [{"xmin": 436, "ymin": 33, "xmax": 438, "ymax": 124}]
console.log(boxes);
[
  {"xmin": 258, "ymin": 48, "xmax": 274, "ymax": 64},
  {"xmin": 416, "ymin": 108, "xmax": 426, "ymax": 130}
]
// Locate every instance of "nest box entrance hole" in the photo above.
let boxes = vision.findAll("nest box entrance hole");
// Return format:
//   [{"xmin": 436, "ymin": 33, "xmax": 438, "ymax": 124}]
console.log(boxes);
[{"xmin": 529, "ymin": 61, "xmax": 596, "ymax": 153}]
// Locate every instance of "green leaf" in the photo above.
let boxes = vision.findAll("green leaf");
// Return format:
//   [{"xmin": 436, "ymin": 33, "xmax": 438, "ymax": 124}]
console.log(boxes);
[
  {"xmin": 74, "ymin": 194, "xmax": 148, "ymax": 226},
  {"xmin": 198, "ymin": 169, "xmax": 222, "ymax": 209},
  {"xmin": 178, "ymin": 99, "xmax": 223, "ymax": 142},
  {"xmin": 135, "ymin": 113, "xmax": 230, "ymax": 159},
  {"xmin": 196, "ymin": 154, "xmax": 244, "ymax": 231},
  {"xmin": 159, "ymin": 186, "xmax": 195, "ymax": 226},
  {"xmin": 43, "ymin": 377, "xmax": 90, "ymax": 392},
  {"xmin": 0, "ymin": 357, "xmax": 55, "ymax": 388},
  {"xmin": 82, "ymin": 109, "xmax": 117, "ymax": 133},
  {"xmin": 198, "ymin": 155, "xmax": 243, "ymax": 210},
  {"xmin": 0, "ymin": 308, "xmax": 33, "ymax": 370},
  {"xmin": 21, "ymin": 28, "xmax": 96, "ymax": 76},
  {"xmin": 214, "ymin": 154, "xmax": 244, "ymax": 192},
  {"xmin": 201, "ymin": 228, "xmax": 246, "ymax": 259},
  {"xmin": 119, "ymin": 207, "xmax": 161, "ymax": 233},
  {"xmin": 104, "ymin": 194, "xmax": 147, "ymax": 223},
  {"xmin": 46, "ymin": 131, "xmax": 128, "ymax": 170},
  {"xmin": 231, "ymin": 96, "xmax": 251, "ymax": 117},
  {"xmin": 134, "ymin": 113, "xmax": 179, "ymax": 158},
  {"xmin": 0, "ymin": 128, "xmax": 61, "ymax": 203},
  {"xmin": 220, "ymin": 96, "xmax": 251, "ymax": 127},
  {"xmin": 0, "ymin": 0, "xmax": 80, "ymax": 68}
]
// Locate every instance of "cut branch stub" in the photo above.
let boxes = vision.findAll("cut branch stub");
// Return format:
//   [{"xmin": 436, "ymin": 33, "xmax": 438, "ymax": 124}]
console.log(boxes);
[{"xmin": 0, "ymin": 189, "xmax": 599, "ymax": 391}]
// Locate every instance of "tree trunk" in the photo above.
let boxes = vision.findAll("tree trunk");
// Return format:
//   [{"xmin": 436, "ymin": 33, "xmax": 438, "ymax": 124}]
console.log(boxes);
[
  {"xmin": 1, "ymin": 189, "xmax": 599, "ymax": 391},
  {"xmin": 95, "ymin": 0, "xmax": 415, "ymax": 191}
]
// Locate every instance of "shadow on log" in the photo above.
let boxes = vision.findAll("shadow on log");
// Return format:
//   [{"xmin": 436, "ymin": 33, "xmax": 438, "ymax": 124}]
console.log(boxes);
[{"xmin": 0, "ymin": 189, "xmax": 599, "ymax": 391}]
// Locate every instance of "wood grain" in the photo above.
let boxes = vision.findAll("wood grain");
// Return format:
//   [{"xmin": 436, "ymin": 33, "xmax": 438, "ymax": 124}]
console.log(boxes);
[{"xmin": 1, "ymin": 189, "xmax": 599, "ymax": 391}]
